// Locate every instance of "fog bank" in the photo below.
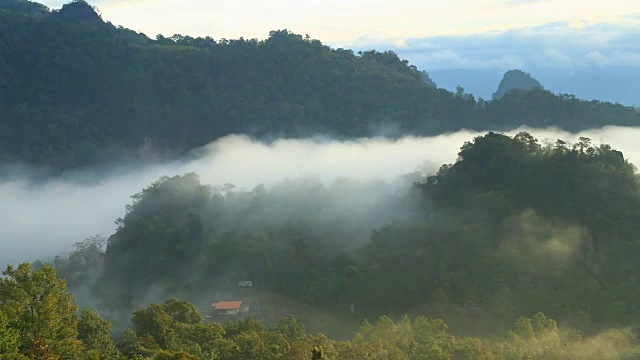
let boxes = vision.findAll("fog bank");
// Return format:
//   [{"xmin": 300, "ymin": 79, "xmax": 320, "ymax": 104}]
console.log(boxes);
[{"xmin": 1, "ymin": 126, "xmax": 639, "ymax": 268}]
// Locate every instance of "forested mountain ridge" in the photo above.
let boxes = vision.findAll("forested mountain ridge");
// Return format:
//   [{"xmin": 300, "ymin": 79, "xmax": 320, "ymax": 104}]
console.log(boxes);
[{"xmin": 1, "ymin": 0, "xmax": 640, "ymax": 172}]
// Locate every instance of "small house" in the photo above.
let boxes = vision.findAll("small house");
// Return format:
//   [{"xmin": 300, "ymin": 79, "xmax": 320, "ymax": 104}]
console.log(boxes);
[
  {"xmin": 211, "ymin": 301, "xmax": 249, "ymax": 315},
  {"xmin": 237, "ymin": 281, "xmax": 253, "ymax": 288}
]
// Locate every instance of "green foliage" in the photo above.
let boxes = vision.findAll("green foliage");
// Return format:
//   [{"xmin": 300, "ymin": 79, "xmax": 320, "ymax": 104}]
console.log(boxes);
[
  {"xmin": 0, "ymin": 311, "xmax": 25, "ymax": 359},
  {"xmin": 339, "ymin": 314, "xmax": 640, "ymax": 360},
  {"xmin": 127, "ymin": 299, "xmax": 232, "ymax": 358},
  {"xmin": 132, "ymin": 304, "xmax": 178, "ymax": 350},
  {"xmin": 311, "ymin": 346, "xmax": 324, "ymax": 360},
  {"xmin": 77, "ymin": 309, "xmax": 118, "ymax": 357},
  {"xmin": 0, "ymin": 263, "xmax": 82, "ymax": 358},
  {"xmin": 117, "ymin": 328, "xmax": 156, "ymax": 359},
  {"xmin": 162, "ymin": 299, "xmax": 203, "ymax": 325},
  {"xmin": 2, "ymin": 268, "xmax": 640, "ymax": 359},
  {"xmin": 8, "ymin": 129, "xmax": 640, "ymax": 357}
]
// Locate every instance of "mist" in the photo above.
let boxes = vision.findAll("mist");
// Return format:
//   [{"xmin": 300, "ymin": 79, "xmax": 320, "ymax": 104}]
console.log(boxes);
[{"xmin": 1, "ymin": 126, "xmax": 640, "ymax": 269}]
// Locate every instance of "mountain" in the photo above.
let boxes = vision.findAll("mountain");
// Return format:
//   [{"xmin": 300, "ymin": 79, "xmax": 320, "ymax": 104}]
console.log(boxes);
[
  {"xmin": 492, "ymin": 69, "xmax": 543, "ymax": 100},
  {"xmin": 429, "ymin": 67, "xmax": 640, "ymax": 106},
  {"xmin": 0, "ymin": 1, "xmax": 639, "ymax": 172},
  {"xmin": 54, "ymin": 0, "xmax": 104, "ymax": 24}
]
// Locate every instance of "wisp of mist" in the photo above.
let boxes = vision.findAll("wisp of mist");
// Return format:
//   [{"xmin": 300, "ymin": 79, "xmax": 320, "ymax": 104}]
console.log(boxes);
[{"xmin": 1, "ymin": 126, "xmax": 639, "ymax": 268}]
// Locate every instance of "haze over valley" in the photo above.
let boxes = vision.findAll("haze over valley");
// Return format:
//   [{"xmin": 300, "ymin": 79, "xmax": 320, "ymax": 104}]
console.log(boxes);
[{"xmin": 3, "ymin": 126, "xmax": 640, "ymax": 270}]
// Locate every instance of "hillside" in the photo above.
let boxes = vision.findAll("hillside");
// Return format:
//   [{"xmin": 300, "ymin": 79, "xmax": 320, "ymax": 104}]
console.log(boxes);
[
  {"xmin": 1, "ymin": 1, "xmax": 640, "ymax": 172},
  {"xmin": 41, "ymin": 132, "xmax": 640, "ymax": 337},
  {"xmin": 0, "ymin": 131, "xmax": 626, "ymax": 359}
]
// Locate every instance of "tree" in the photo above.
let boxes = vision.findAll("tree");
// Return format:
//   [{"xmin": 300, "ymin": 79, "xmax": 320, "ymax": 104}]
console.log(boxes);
[
  {"xmin": 116, "ymin": 329, "xmax": 154, "ymax": 359},
  {"xmin": 0, "ymin": 263, "xmax": 81, "ymax": 358},
  {"xmin": 161, "ymin": 299, "xmax": 202, "ymax": 325},
  {"xmin": 131, "ymin": 304, "xmax": 177, "ymax": 350},
  {"xmin": 77, "ymin": 309, "xmax": 118, "ymax": 357}
]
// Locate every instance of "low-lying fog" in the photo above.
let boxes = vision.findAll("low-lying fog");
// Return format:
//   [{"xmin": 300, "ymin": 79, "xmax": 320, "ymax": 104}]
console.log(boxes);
[{"xmin": 1, "ymin": 126, "xmax": 639, "ymax": 268}]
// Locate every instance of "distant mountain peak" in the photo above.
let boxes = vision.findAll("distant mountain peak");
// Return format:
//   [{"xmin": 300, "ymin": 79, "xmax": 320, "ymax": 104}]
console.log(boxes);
[
  {"xmin": 492, "ymin": 69, "xmax": 543, "ymax": 100},
  {"xmin": 55, "ymin": 0, "xmax": 102, "ymax": 24}
]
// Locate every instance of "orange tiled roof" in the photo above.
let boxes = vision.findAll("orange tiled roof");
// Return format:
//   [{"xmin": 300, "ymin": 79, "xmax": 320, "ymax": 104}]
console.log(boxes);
[{"xmin": 212, "ymin": 301, "xmax": 243, "ymax": 310}]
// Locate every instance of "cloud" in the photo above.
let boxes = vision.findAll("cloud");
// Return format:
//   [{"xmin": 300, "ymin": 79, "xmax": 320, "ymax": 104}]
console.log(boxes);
[
  {"xmin": 581, "ymin": 49, "xmax": 640, "ymax": 67},
  {"xmin": 504, "ymin": 0, "xmax": 547, "ymax": 4},
  {"xmin": 0, "ymin": 132, "xmax": 470, "ymax": 269},
  {"xmin": 538, "ymin": 48, "xmax": 574, "ymax": 68},
  {"xmin": 2, "ymin": 126, "xmax": 640, "ymax": 269},
  {"xmin": 348, "ymin": 20, "xmax": 640, "ymax": 72},
  {"xmin": 586, "ymin": 50, "xmax": 609, "ymax": 66}
]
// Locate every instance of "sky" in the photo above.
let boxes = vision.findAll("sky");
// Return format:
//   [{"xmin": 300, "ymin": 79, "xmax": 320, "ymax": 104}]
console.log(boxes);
[{"xmin": 40, "ymin": 0, "xmax": 640, "ymax": 46}]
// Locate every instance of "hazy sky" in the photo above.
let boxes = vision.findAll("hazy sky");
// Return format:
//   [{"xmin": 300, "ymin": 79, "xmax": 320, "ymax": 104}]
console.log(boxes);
[{"xmin": 40, "ymin": 0, "xmax": 640, "ymax": 45}]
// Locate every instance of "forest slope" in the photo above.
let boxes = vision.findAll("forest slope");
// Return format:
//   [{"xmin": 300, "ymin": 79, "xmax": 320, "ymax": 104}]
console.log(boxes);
[
  {"xmin": 1, "ymin": 1, "xmax": 639, "ymax": 171},
  {"xmin": 45, "ymin": 132, "xmax": 640, "ymax": 339}
]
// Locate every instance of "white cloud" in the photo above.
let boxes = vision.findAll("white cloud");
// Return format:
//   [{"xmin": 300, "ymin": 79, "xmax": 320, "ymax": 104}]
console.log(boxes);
[
  {"xmin": 350, "ymin": 20, "xmax": 640, "ymax": 71},
  {"xmin": 538, "ymin": 49, "xmax": 575, "ymax": 68},
  {"xmin": 586, "ymin": 50, "xmax": 609, "ymax": 66}
]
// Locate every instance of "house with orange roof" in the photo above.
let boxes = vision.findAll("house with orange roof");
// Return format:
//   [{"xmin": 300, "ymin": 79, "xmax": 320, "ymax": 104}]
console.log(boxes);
[{"xmin": 211, "ymin": 301, "xmax": 249, "ymax": 315}]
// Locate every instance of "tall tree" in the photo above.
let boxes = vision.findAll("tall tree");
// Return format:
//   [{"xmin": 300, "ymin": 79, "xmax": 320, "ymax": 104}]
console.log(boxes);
[{"xmin": 0, "ymin": 263, "xmax": 81, "ymax": 359}]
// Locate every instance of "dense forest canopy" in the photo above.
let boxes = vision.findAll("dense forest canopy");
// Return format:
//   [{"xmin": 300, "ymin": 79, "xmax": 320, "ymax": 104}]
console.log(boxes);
[
  {"xmin": 1, "ymin": 0, "xmax": 639, "ymax": 172},
  {"xmin": 5, "ymin": 264, "xmax": 640, "ymax": 359},
  {"xmin": 38, "ymin": 133, "xmax": 640, "ymax": 333},
  {"xmin": 3, "ymin": 132, "xmax": 640, "ymax": 359}
]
